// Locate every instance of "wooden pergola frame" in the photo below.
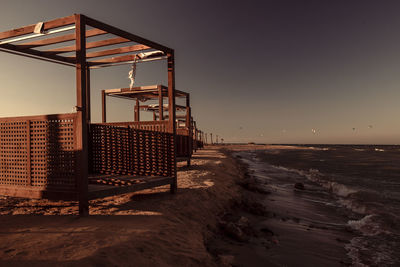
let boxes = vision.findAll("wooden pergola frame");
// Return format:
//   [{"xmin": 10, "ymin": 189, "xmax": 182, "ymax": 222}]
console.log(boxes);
[{"xmin": 0, "ymin": 14, "xmax": 176, "ymax": 216}]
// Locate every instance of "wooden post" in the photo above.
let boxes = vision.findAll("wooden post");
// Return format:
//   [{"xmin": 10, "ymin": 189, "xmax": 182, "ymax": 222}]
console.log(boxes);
[
  {"xmin": 101, "ymin": 90, "xmax": 106, "ymax": 123},
  {"xmin": 153, "ymin": 111, "xmax": 156, "ymax": 120},
  {"xmin": 167, "ymin": 52, "xmax": 177, "ymax": 193},
  {"xmin": 134, "ymin": 99, "xmax": 140, "ymax": 121},
  {"xmin": 186, "ymin": 94, "xmax": 191, "ymax": 166},
  {"xmin": 75, "ymin": 14, "xmax": 89, "ymax": 216},
  {"xmin": 86, "ymin": 67, "xmax": 91, "ymax": 123},
  {"xmin": 194, "ymin": 121, "xmax": 197, "ymax": 152},
  {"xmin": 158, "ymin": 85, "xmax": 163, "ymax": 121},
  {"xmin": 205, "ymin": 133, "xmax": 208, "ymax": 145},
  {"xmin": 211, "ymin": 133, "xmax": 213, "ymax": 145}
]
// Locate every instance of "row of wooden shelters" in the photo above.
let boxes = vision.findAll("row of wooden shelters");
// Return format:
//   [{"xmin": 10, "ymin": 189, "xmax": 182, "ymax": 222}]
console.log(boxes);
[{"xmin": 0, "ymin": 14, "xmax": 206, "ymax": 215}]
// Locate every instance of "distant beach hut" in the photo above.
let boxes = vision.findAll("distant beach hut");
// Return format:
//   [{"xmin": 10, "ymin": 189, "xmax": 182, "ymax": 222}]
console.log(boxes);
[{"xmin": 101, "ymin": 86, "xmax": 195, "ymax": 166}]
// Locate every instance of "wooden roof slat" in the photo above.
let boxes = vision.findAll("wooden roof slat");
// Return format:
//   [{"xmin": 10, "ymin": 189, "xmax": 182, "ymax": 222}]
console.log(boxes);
[
  {"xmin": 0, "ymin": 14, "xmax": 75, "ymax": 41},
  {"xmin": 17, "ymin": 28, "xmax": 107, "ymax": 49},
  {"xmin": 104, "ymin": 86, "xmax": 188, "ymax": 98},
  {"xmin": 85, "ymin": 15, "xmax": 172, "ymax": 53},
  {"xmin": 105, "ymin": 85, "xmax": 160, "ymax": 93},
  {"xmin": 84, "ymin": 44, "xmax": 151, "ymax": 59},
  {"xmin": 0, "ymin": 42, "xmax": 76, "ymax": 65},
  {"xmin": 139, "ymin": 104, "xmax": 186, "ymax": 111},
  {"xmin": 89, "ymin": 52, "xmax": 164, "ymax": 65},
  {"xmin": 44, "ymin": 36, "xmax": 131, "ymax": 55},
  {"xmin": 89, "ymin": 53, "xmax": 140, "ymax": 65}
]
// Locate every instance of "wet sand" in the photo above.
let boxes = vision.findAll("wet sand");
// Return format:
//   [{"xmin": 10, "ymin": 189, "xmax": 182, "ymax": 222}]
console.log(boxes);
[{"xmin": 208, "ymin": 146, "xmax": 353, "ymax": 267}]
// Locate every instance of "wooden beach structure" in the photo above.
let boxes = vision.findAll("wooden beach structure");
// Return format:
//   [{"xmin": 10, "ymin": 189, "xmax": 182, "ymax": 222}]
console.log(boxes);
[
  {"xmin": 101, "ymin": 86, "xmax": 194, "ymax": 166},
  {"xmin": 0, "ymin": 14, "xmax": 177, "ymax": 215}
]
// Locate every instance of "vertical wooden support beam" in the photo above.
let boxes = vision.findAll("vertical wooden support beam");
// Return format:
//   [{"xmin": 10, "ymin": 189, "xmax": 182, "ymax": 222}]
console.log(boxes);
[
  {"xmin": 86, "ymin": 67, "xmax": 91, "ymax": 123},
  {"xmin": 210, "ymin": 133, "xmax": 213, "ymax": 145},
  {"xmin": 158, "ymin": 85, "xmax": 163, "ymax": 121},
  {"xmin": 134, "ymin": 99, "xmax": 140, "ymax": 121},
  {"xmin": 75, "ymin": 14, "xmax": 89, "ymax": 216},
  {"xmin": 101, "ymin": 90, "xmax": 106, "ymax": 123},
  {"xmin": 205, "ymin": 133, "xmax": 208, "ymax": 145},
  {"xmin": 26, "ymin": 120, "xmax": 31, "ymax": 186},
  {"xmin": 153, "ymin": 111, "xmax": 156, "ymax": 121},
  {"xmin": 194, "ymin": 122, "xmax": 197, "ymax": 152},
  {"xmin": 86, "ymin": 67, "xmax": 92, "ymax": 174},
  {"xmin": 167, "ymin": 52, "xmax": 177, "ymax": 193},
  {"xmin": 186, "ymin": 94, "xmax": 191, "ymax": 166}
]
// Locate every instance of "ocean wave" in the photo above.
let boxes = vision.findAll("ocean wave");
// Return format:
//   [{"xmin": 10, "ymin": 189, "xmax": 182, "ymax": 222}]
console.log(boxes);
[
  {"xmin": 348, "ymin": 214, "xmax": 386, "ymax": 236},
  {"xmin": 346, "ymin": 235, "xmax": 398, "ymax": 267}
]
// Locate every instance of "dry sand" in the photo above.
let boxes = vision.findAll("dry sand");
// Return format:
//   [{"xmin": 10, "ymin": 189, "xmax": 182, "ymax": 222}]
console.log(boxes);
[{"xmin": 0, "ymin": 147, "xmax": 243, "ymax": 267}]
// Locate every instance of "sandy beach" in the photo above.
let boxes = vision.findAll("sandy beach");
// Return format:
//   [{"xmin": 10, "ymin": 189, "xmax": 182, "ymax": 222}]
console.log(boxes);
[
  {"xmin": 0, "ymin": 147, "xmax": 243, "ymax": 266},
  {"xmin": 0, "ymin": 145, "xmax": 355, "ymax": 266}
]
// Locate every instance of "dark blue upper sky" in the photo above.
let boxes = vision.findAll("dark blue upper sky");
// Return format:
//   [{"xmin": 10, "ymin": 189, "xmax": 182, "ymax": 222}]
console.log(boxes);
[{"xmin": 1, "ymin": 0, "xmax": 399, "ymax": 144}]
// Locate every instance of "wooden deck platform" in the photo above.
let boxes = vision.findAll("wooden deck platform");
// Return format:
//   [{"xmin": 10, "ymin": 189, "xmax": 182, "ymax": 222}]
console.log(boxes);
[
  {"xmin": 0, "ymin": 175, "xmax": 174, "ymax": 201},
  {"xmin": 88, "ymin": 174, "xmax": 174, "ymax": 200}
]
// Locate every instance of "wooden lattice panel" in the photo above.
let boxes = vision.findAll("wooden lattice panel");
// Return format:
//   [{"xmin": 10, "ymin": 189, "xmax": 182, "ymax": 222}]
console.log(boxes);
[
  {"xmin": 30, "ymin": 116, "xmax": 76, "ymax": 189},
  {"xmin": 0, "ymin": 121, "xmax": 28, "ymax": 186},
  {"xmin": 0, "ymin": 114, "xmax": 77, "ymax": 191},
  {"xmin": 100, "ymin": 121, "xmax": 169, "ymax": 132},
  {"xmin": 90, "ymin": 124, "xmax": 175, "ymax": 177}
]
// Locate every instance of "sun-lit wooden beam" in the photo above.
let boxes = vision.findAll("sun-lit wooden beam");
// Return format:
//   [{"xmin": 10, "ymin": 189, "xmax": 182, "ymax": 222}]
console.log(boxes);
[
  {"xmin": 85, "ymin": 16, "xmax": 172, "ymax": 53},
  {"xmin": 17, "ymin": 28, "xmax": 107, "ymax": 49},
  {"xmin": 0, "ymin": 15, "xmax": 75, "ymax": 41},
  {"xmin": 0, "ymin": 42, "xmax": 75, "ymax": 64},
  {"xmin": 84, "ymin": 44, "xmax": 150, "ymax": 59},
  {"xmin": 44, "ymin": 36, "xmax": 131, "ymax": 55}
]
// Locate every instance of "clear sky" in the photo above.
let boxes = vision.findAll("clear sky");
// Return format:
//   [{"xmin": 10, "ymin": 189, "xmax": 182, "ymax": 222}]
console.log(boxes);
[{"xmin": 0, "ymin": 0, "xmax": 399, "ymax": 144}]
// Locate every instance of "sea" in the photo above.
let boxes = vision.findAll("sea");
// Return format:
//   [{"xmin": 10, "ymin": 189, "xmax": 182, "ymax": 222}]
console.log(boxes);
[{"xmin": 235, "ymin": 144, "xmax": 400, "ymax": 266}]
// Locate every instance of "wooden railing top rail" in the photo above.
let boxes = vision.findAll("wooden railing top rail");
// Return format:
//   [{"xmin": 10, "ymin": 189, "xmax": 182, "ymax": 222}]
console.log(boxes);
[{"xmin": 0, "ymin": 113, "xmax": 77, "ymax": 122}]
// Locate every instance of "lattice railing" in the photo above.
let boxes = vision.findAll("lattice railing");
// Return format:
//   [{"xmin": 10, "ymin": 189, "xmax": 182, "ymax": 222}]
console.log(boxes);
[
  {"xmin": 100, "ymin": 121, "xmax": 169, "ymax": 132},
  {"xmin": 0, "ymin": 113, "xmax": 77, "ymax": 190},
  {"xmin": 90, "ymin": 124, "xmax": 175, "ymax": 177}
]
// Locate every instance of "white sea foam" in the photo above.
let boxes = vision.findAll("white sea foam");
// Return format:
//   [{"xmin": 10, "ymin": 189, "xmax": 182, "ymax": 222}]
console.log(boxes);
[
  {"xmin": 338, "ymin": 198, "xmax": 368, "ymax": 214},
  {"xmin": 375, "ymin": 148, "xmax": 385, "ymax": 152},
  {"xmin": 347, "ymin": 214, "xmax": 384, "ymax": 236}
]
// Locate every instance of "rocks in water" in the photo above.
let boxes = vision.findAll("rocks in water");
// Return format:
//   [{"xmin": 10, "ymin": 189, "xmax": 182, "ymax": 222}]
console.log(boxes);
[
  {"xmin": 224, "ymin": 222, "xmax": 249, "ymax": 242},
  {"xmin": 238, "ymin": 177, "xmax": 271, "ymax": 195},
  {"xmin": 242, "ymin": 196, "xmax": 270, "ymax": 217},
  {"xmin": 219, "ymin": 214, "xmax": 253, "ymax": 242},
  {"xmin": 294, "ymin": 182, "xmax": 305, "ymax": 190},
  {"xmin": 260, "ymin": 227, "xmax": 274, "ymax": 236},
  {"xmin": 218, "ymin": 254, "xmax": 235, "ymax": 266}
]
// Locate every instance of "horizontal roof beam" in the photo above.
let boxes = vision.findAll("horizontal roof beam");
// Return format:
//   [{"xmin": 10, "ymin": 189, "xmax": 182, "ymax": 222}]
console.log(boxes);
[
  {"xmin": 44, "ymin": 36, "xmax": 131, "ymax": 55},
  {"xmin": 84, "ymin": 44, "xmax": 151, "ymax": 59},
  {"xmin": 0, "ymin": 14, "xmax": 75, "ymax": 41},
  {"xmin": 89, "ymin": 52, "xmax": 166, "ymax": 65},
  {"xmin": 84, "ymin": 15, "xmax": 173, "ymax": 53},
  {"xmin": 0, "ymin": 42, "xmax": 76, "ymax": 65},
  {"xmin": 17, "ymin": 28, "xmax": 107, "ymax": 49}
]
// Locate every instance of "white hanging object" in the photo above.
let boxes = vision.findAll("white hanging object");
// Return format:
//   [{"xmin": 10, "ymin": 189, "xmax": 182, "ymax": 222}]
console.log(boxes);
[{"xmin": 128, "ymin": 54, "xmax": 138, "ymax": 89}]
